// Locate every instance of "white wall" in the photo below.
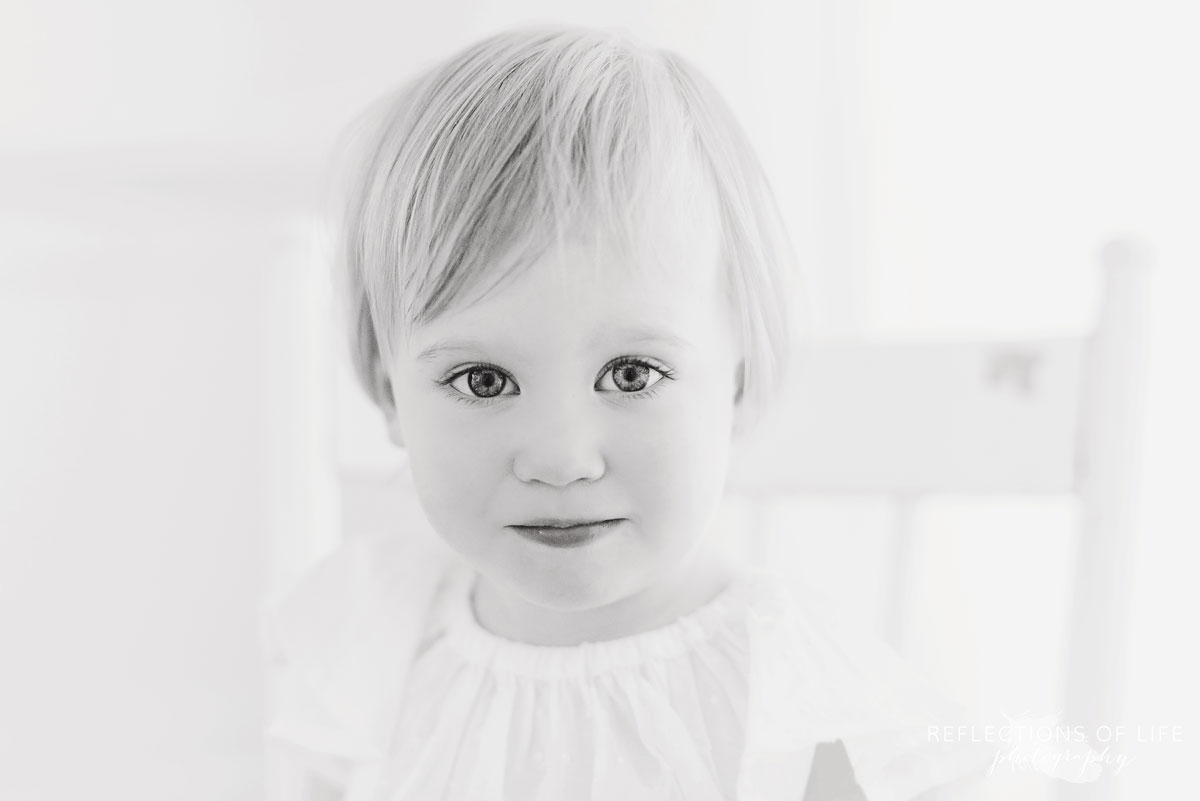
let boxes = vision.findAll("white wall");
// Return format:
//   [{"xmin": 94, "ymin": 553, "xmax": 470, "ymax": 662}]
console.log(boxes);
[{"xmin": 0, "ymin": 155, "xmax": 311, "ymax": 799}]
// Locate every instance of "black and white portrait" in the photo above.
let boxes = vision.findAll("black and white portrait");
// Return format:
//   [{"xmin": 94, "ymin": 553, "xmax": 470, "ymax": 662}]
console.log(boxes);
[{"xmin": 2, "ymin": 3, "xmax": 1195, "ymax": 800}]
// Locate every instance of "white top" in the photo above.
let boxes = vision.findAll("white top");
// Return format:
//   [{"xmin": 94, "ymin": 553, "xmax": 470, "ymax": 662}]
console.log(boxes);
[{"xmin": 262, "ymin": 533, "xmax": 994, "ymax": 801}]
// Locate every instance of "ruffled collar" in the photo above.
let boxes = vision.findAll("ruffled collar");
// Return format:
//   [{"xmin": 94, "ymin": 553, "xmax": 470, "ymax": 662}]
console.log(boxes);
[
  {"xmin": 437, "ymin": 569, "xmax": 767, "ymax": 679},
  {"xmin": 267, "ymin": 534, "xmax": 995, "ymax": 800}
]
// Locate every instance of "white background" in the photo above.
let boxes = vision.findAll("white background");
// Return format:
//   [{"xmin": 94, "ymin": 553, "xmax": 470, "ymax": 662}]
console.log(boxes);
[{"xmin": 2, "ymin": 1, "xmax": 1197, "ymax": 798}]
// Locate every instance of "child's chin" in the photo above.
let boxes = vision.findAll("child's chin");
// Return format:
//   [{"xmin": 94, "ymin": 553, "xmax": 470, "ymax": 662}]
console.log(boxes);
[{"xmin": 502, "ymin": 558, "xmax": 648, "ymax": 611}]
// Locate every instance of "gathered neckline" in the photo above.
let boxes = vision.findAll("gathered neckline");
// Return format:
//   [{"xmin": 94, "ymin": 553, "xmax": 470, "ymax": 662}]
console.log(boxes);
[{"xmin": 438, "ymin": 569, "xmax": 767, "ymax": 679}]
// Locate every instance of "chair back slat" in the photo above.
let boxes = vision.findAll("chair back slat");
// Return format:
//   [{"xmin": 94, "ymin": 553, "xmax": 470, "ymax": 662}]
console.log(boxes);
[{"xmin": 727, "ymin": 338, "xmax": 1086, "ymax": 496}]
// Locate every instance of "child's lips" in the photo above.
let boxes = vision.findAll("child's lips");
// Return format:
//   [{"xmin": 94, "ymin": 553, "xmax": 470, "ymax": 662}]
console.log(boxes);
[
  {"xmin": 512, "ymin": 517, "xmax": 624, "ymax": 528},
  {"xmin": 507, "ymin": 519, "xmax": 624, "ymax": 548}
]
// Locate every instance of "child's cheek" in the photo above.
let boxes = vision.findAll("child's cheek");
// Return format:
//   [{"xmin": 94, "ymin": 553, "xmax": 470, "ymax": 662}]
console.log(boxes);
[
  {"xmin": 619, "ymin": 391, "xmax": 734, "ymax": 508},
  {"xmin": 404, "ymin": 423, "xmax": 505, "ymax": 556},
  {"xmin": 422, "ymin": 416, "xmax": 503, "ymax": 495}
]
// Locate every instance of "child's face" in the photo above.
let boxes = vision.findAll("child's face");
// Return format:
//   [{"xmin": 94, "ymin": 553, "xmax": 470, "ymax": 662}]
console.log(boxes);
[{"xmin": 386, "ymin": 220, "xmax": 742, "ymax": 611}]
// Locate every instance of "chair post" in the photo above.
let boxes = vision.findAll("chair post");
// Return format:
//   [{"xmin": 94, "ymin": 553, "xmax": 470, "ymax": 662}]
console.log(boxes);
[{"xmin": 1058, "ymin": 239, "xmax": 1153, "ymax": 801}]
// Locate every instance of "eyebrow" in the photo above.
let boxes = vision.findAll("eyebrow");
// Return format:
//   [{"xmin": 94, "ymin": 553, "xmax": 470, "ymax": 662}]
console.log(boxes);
[{"xmin": 414, "ymin": 327, "xmax": 694, "ymax": 363}]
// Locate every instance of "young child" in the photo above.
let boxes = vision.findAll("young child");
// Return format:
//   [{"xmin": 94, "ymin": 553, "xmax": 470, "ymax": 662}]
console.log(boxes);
[{"xmin": 263, "ymin": 25, "xmax": 997, "ymax": 800}]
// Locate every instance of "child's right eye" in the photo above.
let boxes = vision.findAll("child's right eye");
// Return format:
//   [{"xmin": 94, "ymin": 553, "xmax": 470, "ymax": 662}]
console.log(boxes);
[{"xmin": 442, "ymin": 365, "xmax": 521, "ymax": 400}]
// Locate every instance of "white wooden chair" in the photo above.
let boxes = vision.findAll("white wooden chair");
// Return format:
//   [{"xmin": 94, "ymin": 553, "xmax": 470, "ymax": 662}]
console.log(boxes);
[{"xmin": 724, "ymin": 238, "xmax": 1152, "ymax": 801}]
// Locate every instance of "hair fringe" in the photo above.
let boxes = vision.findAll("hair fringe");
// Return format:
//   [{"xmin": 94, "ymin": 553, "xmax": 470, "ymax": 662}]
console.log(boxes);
[{"xmin": 332, "ymin": 25, "xmax": 803, "ymax": 432}]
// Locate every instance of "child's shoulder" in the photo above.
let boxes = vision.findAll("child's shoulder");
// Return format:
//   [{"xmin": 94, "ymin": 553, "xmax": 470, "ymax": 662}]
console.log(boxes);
[
  {"xmin": 263, "ymin": 525, "xmax": 457, "ymax": 644},
  {"xmin": 740, "ymin": 571, "xmax": 995, "ymax": 800}
]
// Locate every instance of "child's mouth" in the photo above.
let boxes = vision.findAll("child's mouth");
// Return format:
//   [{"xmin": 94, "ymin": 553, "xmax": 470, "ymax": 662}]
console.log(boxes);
[{"xmin": 507, "ymin": 519, "xmax": 624, "ymax": 548}]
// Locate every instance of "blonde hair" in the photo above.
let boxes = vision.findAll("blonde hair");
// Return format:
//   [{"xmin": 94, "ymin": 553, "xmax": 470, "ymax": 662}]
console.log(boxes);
[{"xmin": 335, "ymin": 24, "xmax": 800, "ymax": 430}]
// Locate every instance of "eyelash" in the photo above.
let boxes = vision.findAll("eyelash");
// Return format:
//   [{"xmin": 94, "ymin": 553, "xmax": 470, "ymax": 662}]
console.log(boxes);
[{"xmin": 438, "ymin": 356, "xmax": 676, "ymax": 408}]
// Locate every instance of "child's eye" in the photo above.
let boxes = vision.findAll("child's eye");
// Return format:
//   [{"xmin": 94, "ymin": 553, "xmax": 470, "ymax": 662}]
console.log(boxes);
[
  {"xmin": 443, "ymin": 365, "xmax": 520, "ymax": 400},
  {"xmin": 595, "ymin": 357, "xmax": 674, "ymax": 394},
  {"xmin": 439, "ymin": 358, "xmax": 673, "ymax": 404}
]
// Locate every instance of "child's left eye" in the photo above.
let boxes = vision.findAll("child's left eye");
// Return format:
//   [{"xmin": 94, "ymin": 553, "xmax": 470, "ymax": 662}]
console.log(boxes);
[{"xmin": 595, "ymin": 358, "xmax": 672, "ymax": 394}]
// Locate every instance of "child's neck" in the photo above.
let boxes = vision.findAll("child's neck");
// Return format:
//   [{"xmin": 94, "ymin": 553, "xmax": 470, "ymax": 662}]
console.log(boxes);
[{"xmin": 470, "ymin": 541, "xmax": 740, "ymax": 647}]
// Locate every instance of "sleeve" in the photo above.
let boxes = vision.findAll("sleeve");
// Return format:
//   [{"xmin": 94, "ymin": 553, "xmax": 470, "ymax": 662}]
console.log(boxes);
[
  {"xmin": 737, "ymin": 576, "xmax": 995, "ymax": 801},
  {"xmin": 259, "ymin": 532, "xmax": 460, "ymax": 800}
]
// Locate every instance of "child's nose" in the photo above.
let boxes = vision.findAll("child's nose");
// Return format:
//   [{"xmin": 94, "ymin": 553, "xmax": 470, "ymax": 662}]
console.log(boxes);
[{"xmin": 511, "ymin": 396, "xmax": 606, "ymax": 487}]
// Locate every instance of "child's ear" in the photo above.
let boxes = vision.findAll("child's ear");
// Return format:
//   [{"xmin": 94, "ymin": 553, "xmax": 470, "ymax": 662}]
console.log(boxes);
[
  {"xmin": 383, "ymin": 389, "xmax": 405, "ymax": 449},
  {"xmin": 372, "ymin": 361, "xmax": 406, "ymax": 448},
  {"xmin": 385, "ymin": 409, "xmax": 405, "ymax": 448},
  {"xmin": 733, "ymin": 359, "xmax": 746, "ymax": 406},
  {"xmin": 729, "ymin": 359, "xmax": 748, "ymax": 441},
  {"xmin": 731, "ymin": 358, "xmax": 749, "ymax": 437}
]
